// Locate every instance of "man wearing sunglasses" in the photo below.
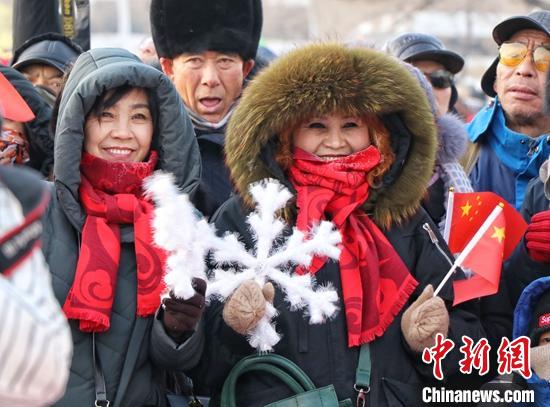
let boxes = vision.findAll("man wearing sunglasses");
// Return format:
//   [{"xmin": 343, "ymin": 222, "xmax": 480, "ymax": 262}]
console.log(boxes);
[
  {"xmin": 386, "ymin": 32, "xmax": 463, "ymax": 116},
  {"xmin": 465, "ymin": 11, "xmax": 550, "ymax": 210}
]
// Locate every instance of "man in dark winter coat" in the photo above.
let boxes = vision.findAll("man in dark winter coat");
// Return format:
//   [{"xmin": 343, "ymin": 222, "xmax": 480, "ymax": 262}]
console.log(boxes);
[
  {"xmin": 464, "ymin": 11, "xmax": 550, "ymax": 210},
  {"xmin": 504, "ymin": 66, "xmax": 550, "ymax": 307},
  {"xmin": 150, "ymin": 0, "xmax": 262, "ymax": 217}
]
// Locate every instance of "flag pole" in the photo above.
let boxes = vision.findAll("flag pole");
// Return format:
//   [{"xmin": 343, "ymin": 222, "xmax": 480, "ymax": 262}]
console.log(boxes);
[
  {"xmin": 443, "ymin": 187, "xmax": 455, "ymax": 244},
  {"xmin": 433, "ymin": 203, "xmax": 504, "ymax": 297}
]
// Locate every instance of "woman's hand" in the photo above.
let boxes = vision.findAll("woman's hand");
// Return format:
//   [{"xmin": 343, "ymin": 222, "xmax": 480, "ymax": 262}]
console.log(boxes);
[
  {"xmin": 161, "ymin": 277, "xmax": 206, "ymax": 342},
  {"xmin": 401, "ymin": 284, "xmax": 449, "ymax": 353}
]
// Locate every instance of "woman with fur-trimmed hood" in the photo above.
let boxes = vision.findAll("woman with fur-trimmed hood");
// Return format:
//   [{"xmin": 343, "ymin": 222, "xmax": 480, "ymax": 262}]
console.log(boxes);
[{"xmin": 191, "ymin": 44, "xmax": 485, "ymax": 406}]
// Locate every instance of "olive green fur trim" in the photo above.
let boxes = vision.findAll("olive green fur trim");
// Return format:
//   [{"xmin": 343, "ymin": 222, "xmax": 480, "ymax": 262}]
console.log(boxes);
[{"xmin": 226, "ymin": 43, "xmax": 436, "ymax": 227}]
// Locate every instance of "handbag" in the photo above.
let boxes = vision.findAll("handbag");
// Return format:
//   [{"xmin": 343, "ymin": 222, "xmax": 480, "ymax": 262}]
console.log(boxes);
[
  {"xmin": 166, "ymin": 393, "xmax": 210, "ymax": 407},
  {"xmin": 219, "ymin": 349, "xmax": 373, "ymax": 407}
]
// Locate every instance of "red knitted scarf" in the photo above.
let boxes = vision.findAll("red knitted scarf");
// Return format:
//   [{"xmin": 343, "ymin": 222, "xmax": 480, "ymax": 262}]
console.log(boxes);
[
  {"xmin": 63, "ymin": 152, "xmax": 166, "ymax": 332},
  {"xmin": 289, "ymin": 147, "xmax": 418, "ymax": 347}
]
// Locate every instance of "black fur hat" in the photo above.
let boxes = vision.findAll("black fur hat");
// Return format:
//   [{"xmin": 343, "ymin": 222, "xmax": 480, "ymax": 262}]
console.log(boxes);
[{"xmin": 150, "ymin": 0, "xmax": 262, "ymax": 61}]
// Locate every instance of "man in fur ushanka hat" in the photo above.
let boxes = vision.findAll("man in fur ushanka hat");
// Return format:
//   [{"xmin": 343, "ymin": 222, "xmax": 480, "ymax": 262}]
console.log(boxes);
[{"xmin": 150, "ymin": 0, "xmax": 262, "ymax": 217}]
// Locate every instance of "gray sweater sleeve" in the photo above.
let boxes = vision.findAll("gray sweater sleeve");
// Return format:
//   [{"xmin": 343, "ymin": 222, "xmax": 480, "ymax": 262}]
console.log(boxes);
[{"xmin": 149, "ymin": 310, "xmax": 204, "ymax": 371}]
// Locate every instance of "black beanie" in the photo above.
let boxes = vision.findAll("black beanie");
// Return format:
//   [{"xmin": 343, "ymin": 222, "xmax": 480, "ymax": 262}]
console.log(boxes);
[
  {"xmin": 150, "ymin": 0, "xmax": 262, "ymax": 61},
  {"xmin": 529, "ymin": 290, "xmax": 550, "ymax": 345}
]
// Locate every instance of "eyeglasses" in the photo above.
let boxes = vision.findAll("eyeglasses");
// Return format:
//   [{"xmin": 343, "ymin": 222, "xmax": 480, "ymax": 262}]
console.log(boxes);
[
  {"xmin": 498, "ymin": 41, "xmax": 550, "ymax": 72},
  {"xmin": 424, "ymin": 70, "xmax": 454, "ymax": 89}
]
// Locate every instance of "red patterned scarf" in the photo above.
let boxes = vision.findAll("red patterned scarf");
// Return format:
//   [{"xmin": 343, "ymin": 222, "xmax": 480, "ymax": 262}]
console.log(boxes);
[
  {"xmin": 63, "ymin": 152, "xmax": 166, "ymax": 332},
  {"xmin": 289, "ymin": 147, "xmax": 418, "ymax": 347}
]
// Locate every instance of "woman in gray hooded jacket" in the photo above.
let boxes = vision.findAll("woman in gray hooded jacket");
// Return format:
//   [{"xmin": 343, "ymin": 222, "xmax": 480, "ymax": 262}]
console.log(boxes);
[{"xmin": 41, "ymin": 48, "xmax": 204, "ymax": 406}]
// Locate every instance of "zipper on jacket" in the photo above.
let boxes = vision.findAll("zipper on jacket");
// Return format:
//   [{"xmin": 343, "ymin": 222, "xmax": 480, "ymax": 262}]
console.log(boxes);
[
  {"xmin": 77, "ymin": 232, "xmax": 82, "ymax": 254},
  {"xmin": 421, "ymin": 223, "xmax": 455, "ymax": 268}
]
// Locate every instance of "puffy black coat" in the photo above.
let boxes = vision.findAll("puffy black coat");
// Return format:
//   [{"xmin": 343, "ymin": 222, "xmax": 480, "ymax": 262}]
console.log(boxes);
[
  {"xmin": 192, "ymin": 197, "xmax": 484, "ymax": 406},
  {"xmin": 41, "ymin": 48, "xmax": 203, "ymax": 406},
  {"xmin": 192, "ymin": 129, "xmax": 233, "ymax": 217}
]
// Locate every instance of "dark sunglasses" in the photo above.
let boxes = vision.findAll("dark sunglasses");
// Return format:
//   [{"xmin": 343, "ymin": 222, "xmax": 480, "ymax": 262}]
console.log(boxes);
[{"xmin": 424, "ymin": 70, "xmax": 454, "ymax": 89}]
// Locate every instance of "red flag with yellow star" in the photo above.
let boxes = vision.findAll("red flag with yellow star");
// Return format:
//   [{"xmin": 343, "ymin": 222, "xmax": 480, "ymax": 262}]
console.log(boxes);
[
  {"xmin": 453, "ymin": 205, "xmax": 507, "ymax": 304},
  {"xmin": 447, "ymin": 192, "xmax": 526, "ymax": 261}
]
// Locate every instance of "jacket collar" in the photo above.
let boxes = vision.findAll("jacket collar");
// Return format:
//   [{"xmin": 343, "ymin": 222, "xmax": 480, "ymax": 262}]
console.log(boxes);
[
  {"xmin": 467, "ymin": 99, "xmax": 498, "ymax": 143},
  {"xmin": 468, "ymin": 99, "xmax": 550, "ymax": 179}
]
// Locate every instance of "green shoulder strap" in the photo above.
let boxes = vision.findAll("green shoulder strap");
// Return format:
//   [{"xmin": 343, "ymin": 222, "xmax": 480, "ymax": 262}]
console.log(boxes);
[{"xmin": 354, "ymin": 344, "xmax": 371, "ymax": 407}]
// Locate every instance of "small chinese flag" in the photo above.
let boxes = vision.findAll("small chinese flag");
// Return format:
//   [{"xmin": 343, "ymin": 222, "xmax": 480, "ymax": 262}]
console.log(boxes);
[
  {"xmin": 445, "ymin": 192, "xmax": 527, "ymax": 261},
  {"xmin": 453, "ymin": 205, "xmax": 507, "ymax": 305}
]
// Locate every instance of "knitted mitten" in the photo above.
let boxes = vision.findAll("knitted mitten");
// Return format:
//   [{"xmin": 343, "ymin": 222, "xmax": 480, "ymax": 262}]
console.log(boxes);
[
  {"xmin": 223, "ymin": 280, "xmax": 275, "ymax": 335},
  {"xmin": 401, "ymin": 284, "xmax": 450, "ymax": 353}
]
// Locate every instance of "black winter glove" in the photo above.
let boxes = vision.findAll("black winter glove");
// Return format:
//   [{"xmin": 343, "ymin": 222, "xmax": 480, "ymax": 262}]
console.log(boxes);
[{"xmin": 161, "ymin": 277, "xmax": 206, "ymax": 342}]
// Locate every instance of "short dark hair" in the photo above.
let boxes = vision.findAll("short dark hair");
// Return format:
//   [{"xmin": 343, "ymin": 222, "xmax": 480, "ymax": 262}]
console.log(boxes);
[{"xmin": 87, "ymin": 85, "xmax": 159, "ymax": 137}]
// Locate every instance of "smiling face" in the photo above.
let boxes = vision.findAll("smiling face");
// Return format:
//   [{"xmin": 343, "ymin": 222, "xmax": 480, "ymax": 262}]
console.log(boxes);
[
  {"xmin": 83, "ymin": 87, "xmax": 153, "ymax": 163},
  {"xmin": 494, "ymin": 29, "xmax": 550, "ymax": 133},
  {"xmin": 161, "ymin": 51, "xmax": 254, "ymax": 123},
  {"xmin": 292, "ymin": 113, "xmax": 373, "ymax": 160}
]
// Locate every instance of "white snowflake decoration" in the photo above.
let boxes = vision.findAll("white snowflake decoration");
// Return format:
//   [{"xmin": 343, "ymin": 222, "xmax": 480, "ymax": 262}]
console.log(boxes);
[
  {"xmin": 208, "ymin": 179, "xmax": 342, "ymax": 351},
  {"xmin": 144, "ymin": 171, "xmax": 217, "ymax": 300},
  {"xmin": 145, "ymin": 174, "xmax": 342, "ymax": 352}
]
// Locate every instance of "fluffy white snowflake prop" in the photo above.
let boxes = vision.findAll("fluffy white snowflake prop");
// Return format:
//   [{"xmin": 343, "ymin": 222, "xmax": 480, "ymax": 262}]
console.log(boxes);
[
  {"xmin": 208, "ymin": 179, "xmax": 342, "ymax": 351},
  {"xmin": 144, "ymin": 171, "xmax": 217, "ymax": 300}
]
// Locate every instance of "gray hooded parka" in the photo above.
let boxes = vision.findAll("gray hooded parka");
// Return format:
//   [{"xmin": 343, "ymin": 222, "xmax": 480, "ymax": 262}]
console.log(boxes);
[{"xmin": 41, "ymin": 48, "xmax": 202, "ymax": 406}]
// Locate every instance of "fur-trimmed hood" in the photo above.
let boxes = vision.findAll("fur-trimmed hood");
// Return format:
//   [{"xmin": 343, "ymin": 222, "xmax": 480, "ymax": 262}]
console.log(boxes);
[{"xmin": 225, "ymin": 43, "xmax": 437, "ymax": 227}]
